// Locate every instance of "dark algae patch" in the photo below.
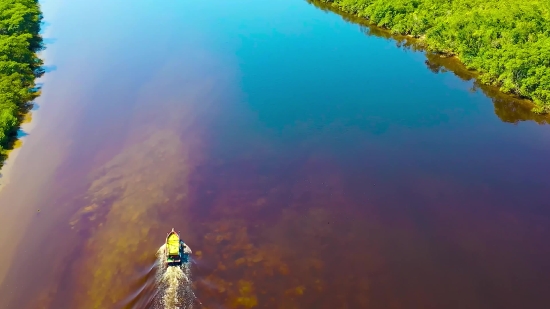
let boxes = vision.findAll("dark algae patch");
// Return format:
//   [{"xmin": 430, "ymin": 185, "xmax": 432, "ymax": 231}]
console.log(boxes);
[
  {"xmin": 311, "ymin": 0, "xmax": 550, "ymax": 114},
  {"xmin": 0, "ymin": 0, "xmax": 44, "ymax": 163}
]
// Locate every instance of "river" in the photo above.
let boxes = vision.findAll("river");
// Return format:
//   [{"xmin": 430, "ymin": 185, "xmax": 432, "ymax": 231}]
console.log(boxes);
[{"xmin": 0, "ymin": 0, "xmax": 549, "ymax": 308}]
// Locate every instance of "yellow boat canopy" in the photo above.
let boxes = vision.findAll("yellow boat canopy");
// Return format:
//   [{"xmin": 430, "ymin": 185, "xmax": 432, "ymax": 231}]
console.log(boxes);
[{"xmin": 167, "ymin": 233, "xmax": 180, "ymax": 256}]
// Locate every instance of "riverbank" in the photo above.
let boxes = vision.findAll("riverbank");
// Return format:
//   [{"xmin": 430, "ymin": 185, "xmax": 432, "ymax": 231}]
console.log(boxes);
[
  {"xmin": 313, "ymin": 0, "xmax": 550, "ymax": 114},
  {"xmin": 0, "ymin": 0, "xmax": 44, "ymax": 165}
]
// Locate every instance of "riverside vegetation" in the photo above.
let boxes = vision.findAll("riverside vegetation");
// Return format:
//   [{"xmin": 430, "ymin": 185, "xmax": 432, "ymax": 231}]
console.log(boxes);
[
  {"xmin": 1, "ymin": 0, "xmax": 548, "ymax": 162},
  {"xmin": 315, "ymin": 0, "xmax": 550, "ymax": 113},
  {"xmin": 0, "ymin": 0, "xmax": 43, "ymax": 158}
]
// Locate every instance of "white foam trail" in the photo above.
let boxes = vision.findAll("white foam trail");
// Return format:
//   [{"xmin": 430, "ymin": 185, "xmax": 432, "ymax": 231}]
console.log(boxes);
[{"xmin": 155, "ymin": 244, "xmax": 197, "ymax": 309}]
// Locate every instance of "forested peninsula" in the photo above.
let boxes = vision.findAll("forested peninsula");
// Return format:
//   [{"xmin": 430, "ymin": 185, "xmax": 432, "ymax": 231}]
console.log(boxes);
[
  {"xmin": 315, "ymin": 0, "xmax": 550, "ymax": 113},
  {"xmin": 0, "ymin": 0, "xmax": 43, "ymax": 156}
]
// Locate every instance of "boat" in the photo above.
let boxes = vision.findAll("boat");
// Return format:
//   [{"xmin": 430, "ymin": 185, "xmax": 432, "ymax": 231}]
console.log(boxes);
[{"xmin": 165, "ymin": 228, "xmax": 191, "ymax": 266}]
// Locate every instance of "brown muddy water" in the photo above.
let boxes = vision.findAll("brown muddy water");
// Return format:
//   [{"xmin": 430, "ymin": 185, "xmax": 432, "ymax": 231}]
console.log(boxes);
[{"xmin": 0, "ymin": 0, "xmax": 549, "ymax": 308}]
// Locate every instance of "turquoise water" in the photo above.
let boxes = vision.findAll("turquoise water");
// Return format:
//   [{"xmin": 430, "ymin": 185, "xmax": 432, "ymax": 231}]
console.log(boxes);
[{"xmin": 0, "ymin": 0, "xmax": 549, "ymax": 308}]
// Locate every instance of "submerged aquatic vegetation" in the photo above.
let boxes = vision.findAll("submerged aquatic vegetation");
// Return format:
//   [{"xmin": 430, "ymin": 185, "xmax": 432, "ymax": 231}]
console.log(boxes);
[
  {"xmin": 156, "ymin": 245, "xmax": 197, "ymax": 309},
  {"xmin": 68, "ymin": 130, "xmax": 192, "ymax": 308}
]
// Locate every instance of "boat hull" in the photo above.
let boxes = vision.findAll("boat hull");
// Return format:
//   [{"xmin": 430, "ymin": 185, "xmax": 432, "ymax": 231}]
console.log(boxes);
[{"xmin": 165, "ymin": 228, "xmax": 189, "ymax": 266}]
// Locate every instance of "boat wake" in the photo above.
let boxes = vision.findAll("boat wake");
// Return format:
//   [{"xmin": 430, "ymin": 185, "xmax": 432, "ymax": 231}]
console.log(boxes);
[{"xmin": 155, "ymin": 244, "xmax": 198, "ymax": 309}]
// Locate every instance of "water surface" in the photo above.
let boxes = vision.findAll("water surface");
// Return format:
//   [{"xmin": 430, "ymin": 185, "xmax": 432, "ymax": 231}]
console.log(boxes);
[{"xmin": 0, "ymin": 0, "xmax": 549, "ymax": 308}]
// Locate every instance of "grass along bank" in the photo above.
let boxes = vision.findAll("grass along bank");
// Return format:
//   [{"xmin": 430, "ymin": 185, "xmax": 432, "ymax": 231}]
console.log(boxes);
[
  {"xmin": 0, "ymin": 0, "xmax": 44, "ymax": 162},
  {"xmin": 314, "ymin": 0, "xmax": 550, "ymax": 113}
]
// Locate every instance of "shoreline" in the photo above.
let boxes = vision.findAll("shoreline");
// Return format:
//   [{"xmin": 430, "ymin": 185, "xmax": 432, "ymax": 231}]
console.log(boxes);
[
  {"xmin": 308, "ymin": 0, "xmax": 550, "ymax": 117},
  {"xmin": 0, "ymin": 0, "xmax": 45, "ymax": 169},
  {"xmin": 0, "ymin": 109, "xmax": 38, "ymax": 189}
]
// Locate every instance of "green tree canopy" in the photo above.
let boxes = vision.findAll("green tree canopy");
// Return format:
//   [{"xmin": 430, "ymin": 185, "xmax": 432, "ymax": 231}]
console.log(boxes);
[
  {"xmin": 0, "ymin": 0, "xmax": 42, "ymax": 154},
  {"xmin": 317, "ymin": 0, "xmax": 550, "ymax": 113}
]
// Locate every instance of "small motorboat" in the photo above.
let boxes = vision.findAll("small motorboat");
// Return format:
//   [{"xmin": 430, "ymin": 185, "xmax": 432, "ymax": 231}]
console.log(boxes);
[{"xmin": 166, "ymin": 228, "xmax": 191, "ymax": 266}]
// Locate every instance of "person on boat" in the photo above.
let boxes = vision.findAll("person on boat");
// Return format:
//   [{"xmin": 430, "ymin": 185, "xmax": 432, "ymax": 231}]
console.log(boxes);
[
  {"xmin": 181, "ymin": 241, "xmax": 192, "ymax": 254},
  {"xmin": 178, "ymin": 239, "xmax": 191, "ymax": 263},
  {"xmin": 166, "ymin": 228, "xmax": 192, "ymax": 265}
]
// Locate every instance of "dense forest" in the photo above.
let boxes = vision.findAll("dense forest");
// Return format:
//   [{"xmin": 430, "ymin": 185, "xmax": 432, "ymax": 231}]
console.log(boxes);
[
  {"xmin": 315, "ymin": 0, "xmax": 550, "ymax": 113},
  {"xmin": 0, "ymin": 0, "xmax": 43, "ymax": 155}
]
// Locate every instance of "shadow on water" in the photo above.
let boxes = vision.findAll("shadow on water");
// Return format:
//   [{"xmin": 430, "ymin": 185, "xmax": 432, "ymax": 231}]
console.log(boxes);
[
  {"xmin": 42, "ymin": 65, "xmax": 58, "ymax": 73},
  {"xmin": 16, "ymin": 131, "xmax": 29, "ymax": 139},
  {"xmin": 0, "ymin": 99, "xmax": 35, "ymax": 169},
  {"xmin": 42, "ymin": 37, "xmax": 57, "ymax": 45},
  {"xmin": 422, "ymin": 54, "xmax": 550, "ymax": 125},
  {"xmin": 306, "ymin": 0, "xmax": 550, "ymax": 125},
  {"xmin": 0, "ymin": 110, "xmax": 32, "ymax": 165},
  {"xmin": 0, "ymin": 28, "xmax": 53, "ymax": 169},
  {"xmin": 40, "ymin": 21, "xmax": 52, "ymax": 34}
]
